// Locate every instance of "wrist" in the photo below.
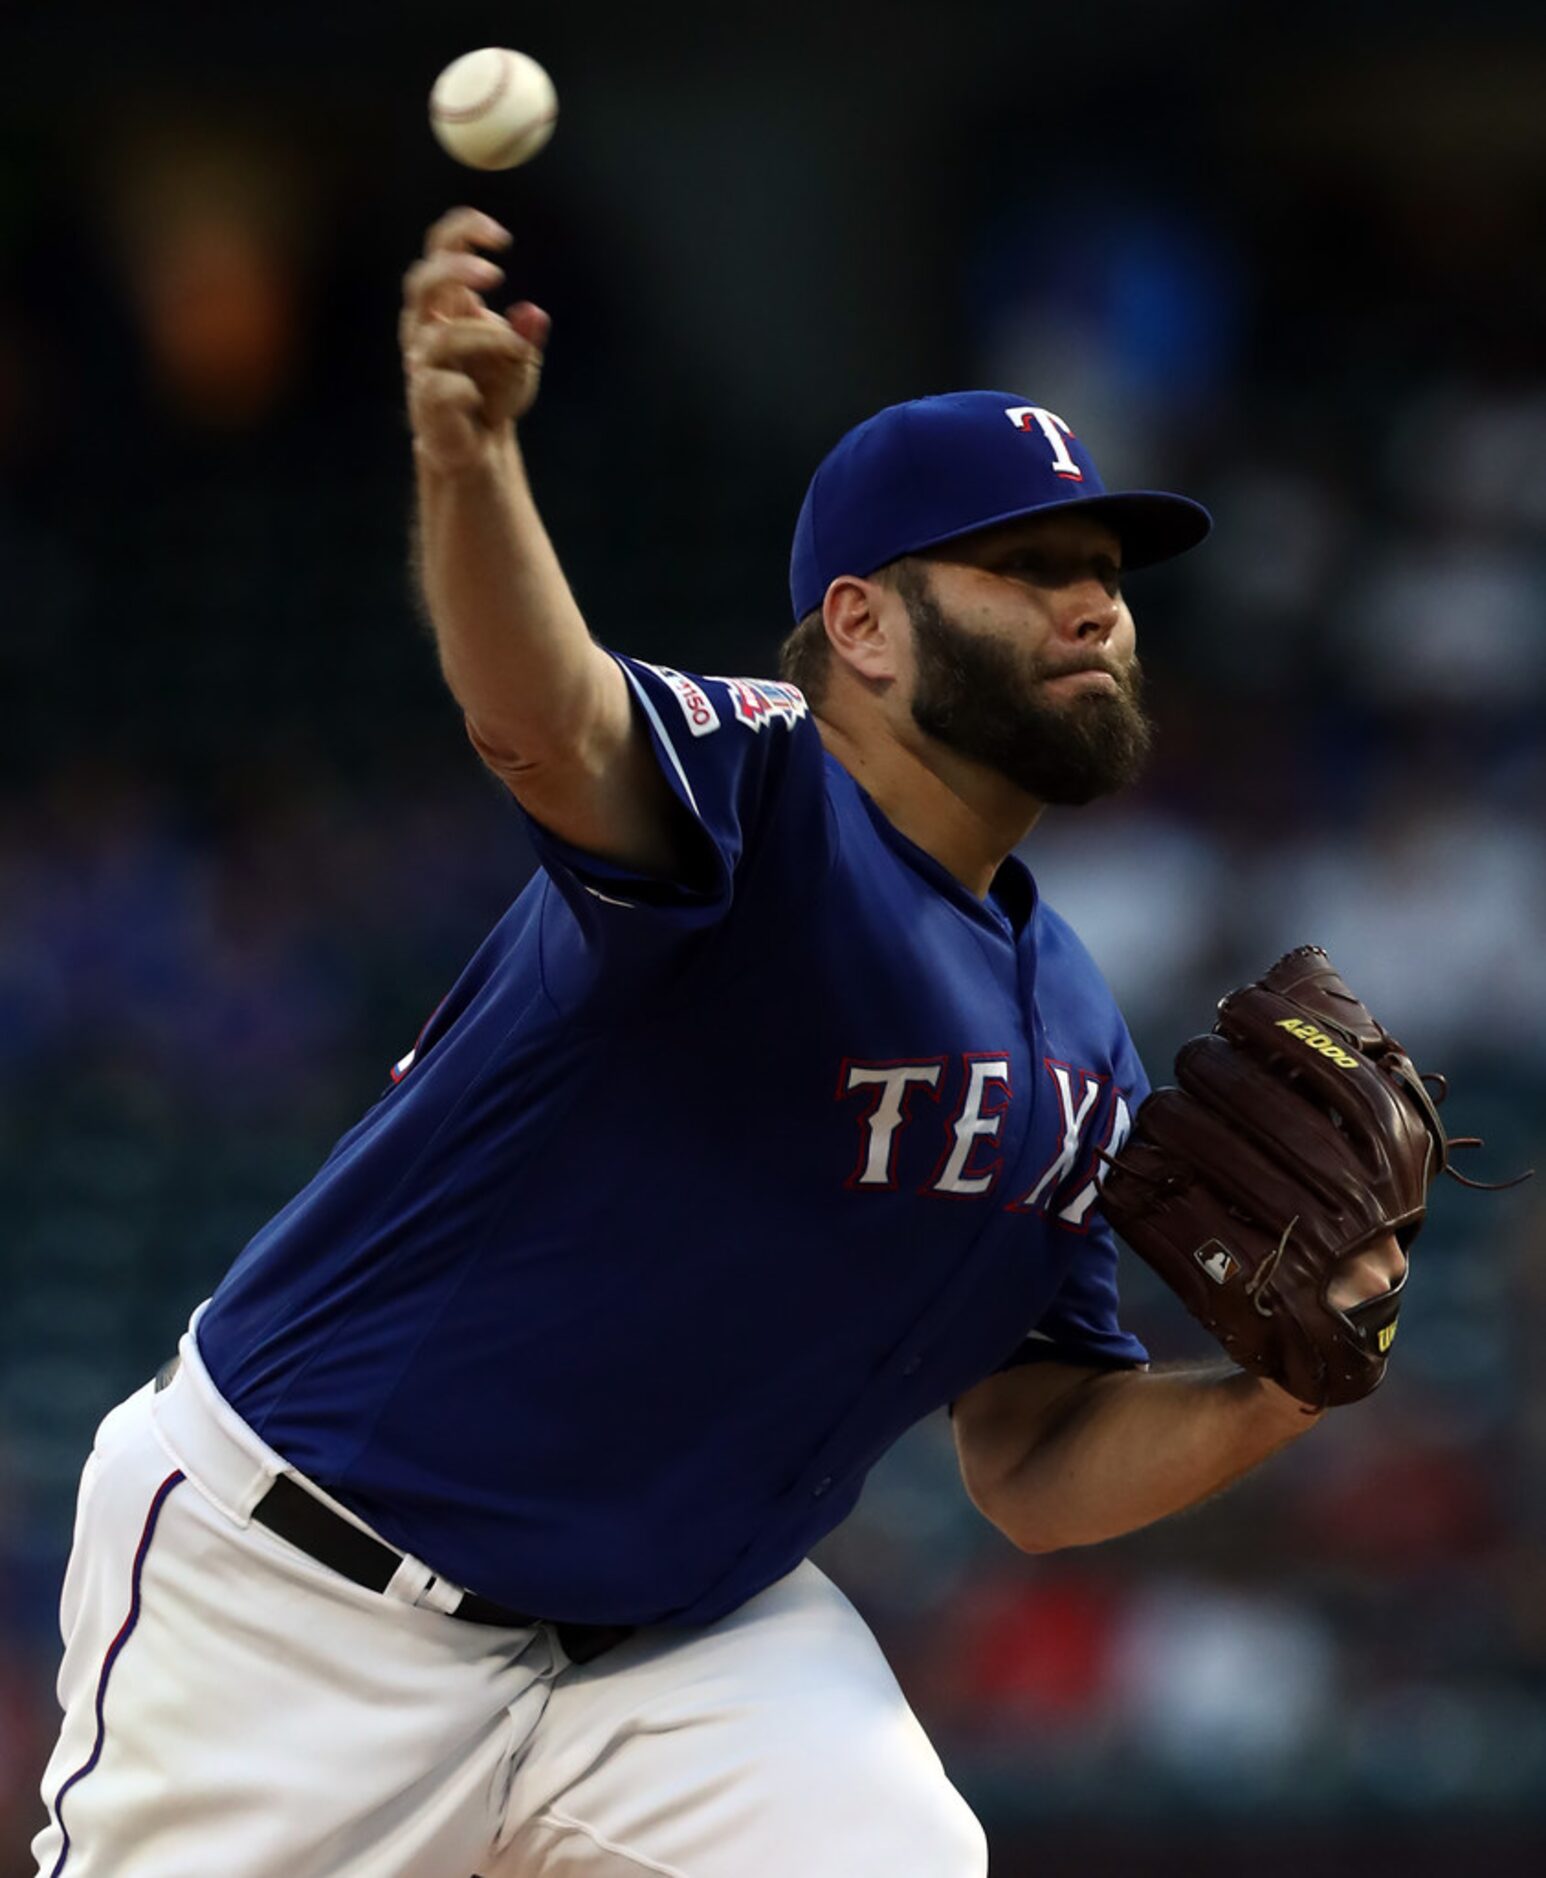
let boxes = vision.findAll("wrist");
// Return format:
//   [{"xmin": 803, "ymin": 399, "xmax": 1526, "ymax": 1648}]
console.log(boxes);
[
  {"xmin": 1248, "ymin": 1371, "xmax": 1325, "ymax": 1435},
  {"xmin": 413, "ymin": 425, "xmax": 522, "ymax": 485}
]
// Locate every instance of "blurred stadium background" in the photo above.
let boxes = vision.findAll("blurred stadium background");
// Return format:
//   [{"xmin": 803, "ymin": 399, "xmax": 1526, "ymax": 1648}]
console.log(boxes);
[{"xmin": 3, "ymin": 1, "xmax": 1545, "ymax": 1870}]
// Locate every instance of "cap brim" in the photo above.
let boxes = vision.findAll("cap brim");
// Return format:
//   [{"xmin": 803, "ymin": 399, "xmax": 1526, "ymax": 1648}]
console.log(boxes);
[
  {"xmin": 907, "ymin": 489, "xmax": 1212, "ymax": 573},
  {"xmin": 1065, "ymin": 491, "xmax": 1213, "ymax": 569}
]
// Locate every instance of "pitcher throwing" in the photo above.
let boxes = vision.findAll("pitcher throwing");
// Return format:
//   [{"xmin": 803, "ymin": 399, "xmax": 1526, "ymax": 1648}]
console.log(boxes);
[{"xmin": 34, "ymin": 208, "xmax": 1422, "ymax": 1877}]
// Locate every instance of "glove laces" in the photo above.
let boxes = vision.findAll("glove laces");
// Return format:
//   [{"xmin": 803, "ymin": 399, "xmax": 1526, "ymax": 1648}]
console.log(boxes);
[{"xmin": 1419, "ymin": 1074, "xmax": 1534, "ymax": 1193}]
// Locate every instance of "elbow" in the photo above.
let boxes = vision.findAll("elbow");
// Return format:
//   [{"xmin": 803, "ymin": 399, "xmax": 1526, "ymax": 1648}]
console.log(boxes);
[
  {"xmin": 955, "ymin": 1364, "xmax": 1120, "ymax": 1557},
  {"xmin": 1003, "ymin": 1527, "xmax": 1066, "ymax": 1557},
  {"xmin": 465, "ymin": 713, "xmax": 537, "ymax": 782},
  {"xmin": 1016, "ymin": 1526, "xmax": 1075, "ymax": 1556},
  {"xmin": 964, "ymin": 1470, "xmax": 1072, "ymax": 1556},
  {"xmin": 460, "ymin": 651, "xmax": 623, "ymax": 782},
  {"xmin": 465, "ymin": 710, "xmax": 591, "ymax": 785},
  {"xmin": 992, "ymin": 1507, "xmax": 1076, "ymax": 1556}
]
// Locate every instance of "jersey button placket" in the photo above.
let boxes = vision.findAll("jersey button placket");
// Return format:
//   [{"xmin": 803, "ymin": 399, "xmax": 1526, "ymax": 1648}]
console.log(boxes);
[{"xmin": 811, "ymin": 1476, "xmax": 833, "ymax": 1498}]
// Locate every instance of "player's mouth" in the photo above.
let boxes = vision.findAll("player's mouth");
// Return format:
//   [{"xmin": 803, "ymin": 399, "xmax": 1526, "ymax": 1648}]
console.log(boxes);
[{"xmin": 1038, "ymin": 666, "xmax": 1121, "ymax": 695}]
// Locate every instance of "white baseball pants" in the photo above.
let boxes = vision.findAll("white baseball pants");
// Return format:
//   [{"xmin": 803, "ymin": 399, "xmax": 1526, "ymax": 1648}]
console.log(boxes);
[{"xmin": 31, "ymin": 1331, "xmax": 987, "ymax": 1876}]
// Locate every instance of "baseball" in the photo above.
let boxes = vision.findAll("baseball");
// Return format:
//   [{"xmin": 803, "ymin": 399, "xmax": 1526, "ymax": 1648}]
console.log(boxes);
[{"xmin": 429, "ymin": 48, "xmax": 557, "ymax": 171}]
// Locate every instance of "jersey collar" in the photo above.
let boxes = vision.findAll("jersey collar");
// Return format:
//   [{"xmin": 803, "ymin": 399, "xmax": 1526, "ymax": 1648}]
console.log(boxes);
[{"xmin": 834, "ymin": 755, "xmax": 1040, "ymax": 940}]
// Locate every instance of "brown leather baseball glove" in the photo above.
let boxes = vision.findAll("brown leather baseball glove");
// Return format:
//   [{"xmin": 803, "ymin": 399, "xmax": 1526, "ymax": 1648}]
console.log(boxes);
[{"xmin": 1099, "ymin": 945, "xmax": 1501, "ymax": 1410}]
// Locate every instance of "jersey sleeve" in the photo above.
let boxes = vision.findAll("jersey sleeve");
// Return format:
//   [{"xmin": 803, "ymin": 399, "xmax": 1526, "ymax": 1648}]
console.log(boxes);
[
  {"xmin": 999, "ymin": 1215, "xmax": 1151, "ymax": 1373},
  {"xmin": 1000, "ymin": 1026, "xmax": 1152, "ymax": 1374},
  {"xmin": 515, "ymin": 655, "xmax": 832, "ymax": 989}
]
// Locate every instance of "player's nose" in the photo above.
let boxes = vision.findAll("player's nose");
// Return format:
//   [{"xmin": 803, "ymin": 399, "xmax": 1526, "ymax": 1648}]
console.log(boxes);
[{"xmin": 1054, "ymin": 578, "xmax": 1121, "ymax": 645}]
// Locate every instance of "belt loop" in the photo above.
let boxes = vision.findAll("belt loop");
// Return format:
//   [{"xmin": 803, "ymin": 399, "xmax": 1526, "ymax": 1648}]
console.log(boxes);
[
  {"xmin": 382, "ymin": 1554, "xmax": 434, "ymax": 1607},
  {"xmin": 381, "ymin": 1553, "xmax": 467, "ymax": 1616},
  {"xmin": 382, "ymin": 1543, "xmax": 481, "ymax": 1618}
]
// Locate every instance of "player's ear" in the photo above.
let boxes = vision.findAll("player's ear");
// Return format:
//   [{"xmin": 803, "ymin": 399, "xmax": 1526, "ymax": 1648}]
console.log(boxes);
[{"xmin": 823, "ymin": 575, "xmax": 903, "ymax": 686}]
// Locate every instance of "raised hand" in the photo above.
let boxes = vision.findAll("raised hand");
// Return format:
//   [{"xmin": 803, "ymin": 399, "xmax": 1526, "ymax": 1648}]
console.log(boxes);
[{"xmin": 401, "ymin": 207, "xmax": 552, "ymax": 472}]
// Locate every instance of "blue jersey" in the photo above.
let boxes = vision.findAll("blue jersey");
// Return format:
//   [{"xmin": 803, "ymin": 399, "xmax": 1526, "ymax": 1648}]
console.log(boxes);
[{"xmin": 197, "ymin": 655, "xmax": 1149, "ymax": 1627}]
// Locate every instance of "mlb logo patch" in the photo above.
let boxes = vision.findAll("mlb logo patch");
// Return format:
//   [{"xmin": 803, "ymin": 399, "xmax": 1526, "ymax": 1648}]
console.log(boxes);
[{"xmin": 1194, "ymin": 1240, "xmax": 1239, "ymax": 1286}]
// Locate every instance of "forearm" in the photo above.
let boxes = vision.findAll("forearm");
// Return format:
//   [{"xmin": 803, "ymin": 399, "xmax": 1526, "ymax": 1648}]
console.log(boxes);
[
  {"xmin": 402, "ymin": 212, "xmax": 619, "ymax": 769},
  {"xmin": 970, "ymin": 1361, "xmax": 1317, "ymax": 1554},
  {"xmin": 414, "ymin": 431, "xmax": 606, "ymax": 766}
]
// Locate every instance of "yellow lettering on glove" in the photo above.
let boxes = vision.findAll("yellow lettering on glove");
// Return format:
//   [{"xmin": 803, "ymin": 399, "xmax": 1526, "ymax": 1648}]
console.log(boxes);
[{"xmin": 1275, "ymin": 1017, "xmax": 1360, "ymax": 1070}]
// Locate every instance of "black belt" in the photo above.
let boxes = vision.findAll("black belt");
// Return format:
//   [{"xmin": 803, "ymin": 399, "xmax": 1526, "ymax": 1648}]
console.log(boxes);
[{"xmin": 155, "ymin": 1357, "xmax": 631, "ymax": 1667}]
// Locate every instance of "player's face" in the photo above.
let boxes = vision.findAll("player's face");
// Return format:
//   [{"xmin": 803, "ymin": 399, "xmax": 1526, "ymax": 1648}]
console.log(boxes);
[{"xmin": 899, "ymin": 514, "xmax": 1151, "ymax": 806}]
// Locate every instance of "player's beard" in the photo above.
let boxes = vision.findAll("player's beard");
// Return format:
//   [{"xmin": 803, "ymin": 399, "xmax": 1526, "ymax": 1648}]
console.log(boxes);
[{"xmin": 900, "ymin": 563, "xmax": 1153, "ymax": 805}]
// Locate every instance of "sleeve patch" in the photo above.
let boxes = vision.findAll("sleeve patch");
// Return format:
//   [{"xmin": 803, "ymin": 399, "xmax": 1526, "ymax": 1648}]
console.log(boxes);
[
  {"xmin": 709, "ymin": 677, "xmax": 809, "ymax": 733},
  {"xmin": 639, "ymin": 663, "xmax": 722, "ymax": 738}
]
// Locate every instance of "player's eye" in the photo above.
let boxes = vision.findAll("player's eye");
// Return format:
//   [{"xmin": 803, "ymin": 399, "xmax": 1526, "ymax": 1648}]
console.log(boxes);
[
  {"xmin": 999, "ymin": 553, "xmax": 1054, "ymax": 582},
  {"xmin": 990, "ymin": 549, "xmax": 1123, "ymax": 600}
]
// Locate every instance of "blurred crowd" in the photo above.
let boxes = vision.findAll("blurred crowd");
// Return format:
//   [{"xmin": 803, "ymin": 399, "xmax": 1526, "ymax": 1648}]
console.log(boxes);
[{"xmin": 3, "ymin": 3, "xmax": 1546, "ymax": 1869}]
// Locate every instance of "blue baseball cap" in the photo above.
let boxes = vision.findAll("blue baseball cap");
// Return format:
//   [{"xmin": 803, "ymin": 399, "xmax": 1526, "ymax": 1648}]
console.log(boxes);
[{"xmin": 789, "ymin": 390, "xmax": 1212, "ymax": 622}]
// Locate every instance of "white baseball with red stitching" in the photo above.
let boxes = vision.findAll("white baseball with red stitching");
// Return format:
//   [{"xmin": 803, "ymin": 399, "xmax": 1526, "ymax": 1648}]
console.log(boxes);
[{"xmin": 429, "ymin": 48, "xmax": 558, "ymax": 171}]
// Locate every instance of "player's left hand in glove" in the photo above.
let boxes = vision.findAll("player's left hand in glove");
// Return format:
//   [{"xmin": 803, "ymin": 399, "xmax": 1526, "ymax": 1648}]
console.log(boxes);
[{"xmin": 1099, "ymin": 945, "xmax": 1524, "ymax": 1411}]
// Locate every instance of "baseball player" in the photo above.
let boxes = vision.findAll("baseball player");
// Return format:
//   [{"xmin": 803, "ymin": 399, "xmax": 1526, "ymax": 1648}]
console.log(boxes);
[{"xmin": 32, "ymin": 208, "xmax": 1415, "ymax": 1878}]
